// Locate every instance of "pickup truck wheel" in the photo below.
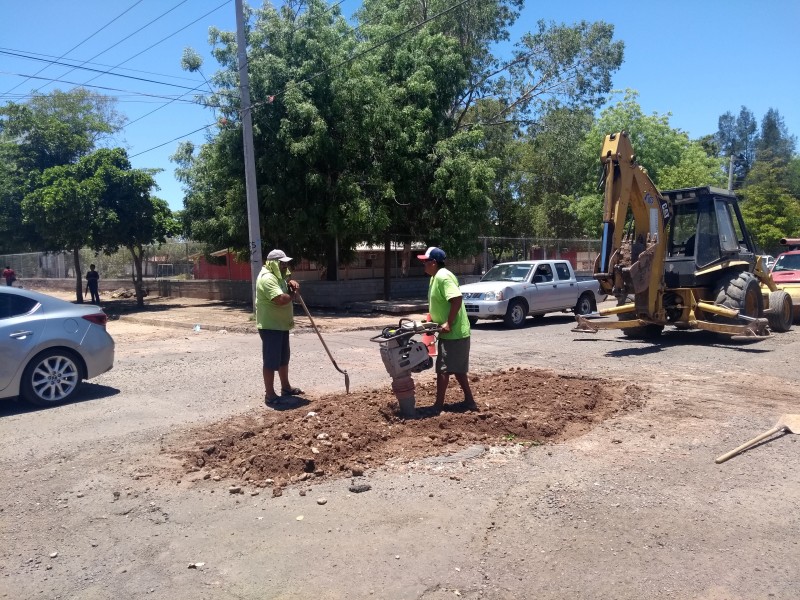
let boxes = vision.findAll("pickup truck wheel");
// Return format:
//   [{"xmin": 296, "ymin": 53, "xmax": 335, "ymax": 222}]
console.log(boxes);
[
  {"xmin": 467, "ymin": 316, "xmax": 478, "ymax": 326},
  {"xmin": 503, "ymin": 299, "xmax": 528, "ymax": 328},
  {"xmin": 574, "ymin": 293, "xmax": 594, "ymax": 316},
  {"xmin": 765, "ymin": 289, "xmax": 793, "ymax": 332}
]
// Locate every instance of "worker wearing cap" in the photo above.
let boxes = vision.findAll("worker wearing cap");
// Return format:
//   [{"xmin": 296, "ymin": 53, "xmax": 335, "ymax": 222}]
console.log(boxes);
[
  {"xmin": 256, "ymin": 249, "xmax": 304, "ymax": 405},
  {"xmin": 418, "ymin": 247, "xmax": 476, "ymax": 412}
]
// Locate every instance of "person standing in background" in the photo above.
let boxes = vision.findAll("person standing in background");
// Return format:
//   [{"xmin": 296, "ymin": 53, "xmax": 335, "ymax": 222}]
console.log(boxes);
[
  {"xmin": 256, "ymin": 249, "xmax": 304, "ymax": 405},
  {"xmin": 418, "ymin": 246, "xmax": 477, "ymax": 412},
  {"xmin": 3, "ymin": 266, "xmax": 15, "ymax": 286},
  {"xmin": 85, "ymin": 264, "xmax": 100, "ymax": 303}
]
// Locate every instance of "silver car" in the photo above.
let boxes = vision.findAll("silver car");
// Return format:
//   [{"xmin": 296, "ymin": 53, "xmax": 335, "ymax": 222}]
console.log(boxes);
[{"xmin": 0, "ymin": 287, "xmax": 114, "ymax": 405}]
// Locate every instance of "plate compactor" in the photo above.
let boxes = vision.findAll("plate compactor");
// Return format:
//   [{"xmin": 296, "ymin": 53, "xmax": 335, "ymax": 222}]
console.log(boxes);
[{"xmin": 370, "ymin": 318, "xmax": 440, "ymax": 418}]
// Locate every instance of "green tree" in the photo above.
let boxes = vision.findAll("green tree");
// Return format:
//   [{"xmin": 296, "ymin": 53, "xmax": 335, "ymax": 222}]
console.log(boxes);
[
  {"xmin": 23, "ymin": 148, "xmax": 177, "ymax": 305},
  {"xmin": 178, "ymin": 1, "xmax": 625, "ymax": 281},
  {"xmin": 22, "ymin": 166, "xmax": 103, "ymax": 300},
  {"xmin": 739, "ymin": 160, "xmax": 800, "ymax": 253},
  {"xmin": 577, "ymin": 90, "xmax": 725, "ymax": 236},
  {"xmin": 0, "ymin": 88, "xmax": 124, "ymax": 253},
  {"xmin": 78, "ymin": 149, "xmax": 179, "ymax": 307},
  {"xmin": 756, "ymin": 108, "xmax": 796, "ymax": 164},
  {"xmin": 715, "ymin": 106, "xmax": 758, "ymax": 188},
  {"xmin": 518, "ymin": 106, "xmax": 595, "ymax": 237}
]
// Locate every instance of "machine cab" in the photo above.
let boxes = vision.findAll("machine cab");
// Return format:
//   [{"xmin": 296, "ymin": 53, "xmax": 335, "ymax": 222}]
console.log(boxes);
[{"xmin": 664, "ymin": 186, "xmax": 755, "ymax": 287}]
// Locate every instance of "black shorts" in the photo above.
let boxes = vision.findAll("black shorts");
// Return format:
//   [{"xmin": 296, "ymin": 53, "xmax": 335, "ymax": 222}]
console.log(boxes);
[
  {"xmin": 436, "ymin": 337, "xmax": 470, "ymax": 374},
  {"xmin": 259, "ymin": 329, "xmax": 291, "ymax": 370}
]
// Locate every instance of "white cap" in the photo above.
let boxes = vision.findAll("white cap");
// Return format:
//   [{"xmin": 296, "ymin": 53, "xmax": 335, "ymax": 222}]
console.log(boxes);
[{"xmin": 266, "ymin": 249, "xmax": 293, "ymax": 262}]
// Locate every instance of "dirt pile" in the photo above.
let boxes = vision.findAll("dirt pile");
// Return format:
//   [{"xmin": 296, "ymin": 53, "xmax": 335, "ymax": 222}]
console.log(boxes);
[{"xmin": 177, "ymin": 368, "xmax": 645, "ymax": 493}]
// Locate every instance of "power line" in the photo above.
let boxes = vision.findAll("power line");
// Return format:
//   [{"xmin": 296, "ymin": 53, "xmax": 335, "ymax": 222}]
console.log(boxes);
[
  {"xmin": 29, "ymin": 0, "xmax": 193, "ymax": 96},
  {"xmin": 0, "ymin": 46, "xmax": 207, "ymax": 85},
  {"xmin": 0, "ymin": 49, "xmax": 209, "ymax": 93},
  {"xmin": 79, "ymin": 0, "xmax": 231, "ymax": 88},
  {"xmin": 0, "ymin": 0, "xmax": 145, "ymax": 99},
  {"xmin": 0, "ymin": 70, "xmax": 205, "ymax": 104},
  {"xmin": 129, "ymin": 124, "xmax": 214, "ymax": 158}
]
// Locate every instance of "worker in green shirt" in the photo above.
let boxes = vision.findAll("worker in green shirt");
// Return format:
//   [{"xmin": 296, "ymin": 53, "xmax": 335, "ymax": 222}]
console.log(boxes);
[
  {"xmin": 256, "ymin": 249, "xmax": 304, "ymax": 405},
  {"xmin": 418, "ymin": 246, "xmax": 477, "ymax": 412}
]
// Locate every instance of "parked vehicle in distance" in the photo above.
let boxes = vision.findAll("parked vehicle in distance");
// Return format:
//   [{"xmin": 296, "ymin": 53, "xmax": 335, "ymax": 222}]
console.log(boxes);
[
  {"xmin": 0, "ymin": 287, "xmax": 115, "ymax": 405},
  {"xmin": 768, "ymin": 241, "xmax": 800, "ymax": 322},
  {"xmin": 460, "ymin": 260, "xmax": 606, "ymax": 328}
]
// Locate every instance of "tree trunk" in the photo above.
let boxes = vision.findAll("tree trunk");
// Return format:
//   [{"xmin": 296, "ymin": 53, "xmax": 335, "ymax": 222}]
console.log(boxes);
[
  {"xmin": 325, "ymin": 235, "xmax": 338, "ymax": 281},
  {"xmin": 128, "ymin": 244, "xmax": 146, "ymax": 308},
  {"xmin": 73, "ymin": 247, "xmax": 83, "ymax": 303},
  {"xmin": 383, "ymin": 233, "xmax": 391, "ymax": 301}
]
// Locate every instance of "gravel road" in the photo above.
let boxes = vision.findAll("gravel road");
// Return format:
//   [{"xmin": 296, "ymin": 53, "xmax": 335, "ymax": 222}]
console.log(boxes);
[{"xmin": 1, "ymin": 309, "xmax": 799, "ymax": 599}]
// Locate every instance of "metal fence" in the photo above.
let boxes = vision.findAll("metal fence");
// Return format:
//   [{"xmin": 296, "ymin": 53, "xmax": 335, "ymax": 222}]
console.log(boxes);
[
  {"xmin": 1, "ymin": 238, "xmax": 602, "ymax": 281},
  {"xmin": 0, "ymin": 242, "xmax": 204, "ymax": 281}
]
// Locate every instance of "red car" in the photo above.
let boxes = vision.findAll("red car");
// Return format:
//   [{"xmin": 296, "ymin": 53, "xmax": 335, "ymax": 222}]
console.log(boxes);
[{"xmin": 770, "ymin": 239, "xmax": 800, "ymax": 322}]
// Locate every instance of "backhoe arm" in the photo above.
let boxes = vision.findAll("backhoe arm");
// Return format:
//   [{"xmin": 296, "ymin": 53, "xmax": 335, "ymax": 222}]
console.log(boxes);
[{"xmin": 595, "ymin": 131, "xmax": 671, "ymax": 318}]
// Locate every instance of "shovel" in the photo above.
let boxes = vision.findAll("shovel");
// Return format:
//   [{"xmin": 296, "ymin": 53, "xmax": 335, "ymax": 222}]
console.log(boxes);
[
  {"xmin": 295, "ymin": 293, "xmax": 350, "ymax": 394},
  {"xmin": 715, "ymin": 414, "xmax": 800, "ymax": 463}
]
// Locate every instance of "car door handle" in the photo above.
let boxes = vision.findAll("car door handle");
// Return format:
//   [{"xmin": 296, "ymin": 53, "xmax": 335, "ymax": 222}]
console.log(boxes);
[{"xmin": 10, "ymin": 331, "xmax": 33, "ymax": 339}]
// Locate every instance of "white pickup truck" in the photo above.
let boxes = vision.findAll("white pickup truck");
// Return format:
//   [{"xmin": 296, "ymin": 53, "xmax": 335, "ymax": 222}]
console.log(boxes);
[{"xmin": 460, "ymin": 260, "xmax": 605, "ymax": 328}]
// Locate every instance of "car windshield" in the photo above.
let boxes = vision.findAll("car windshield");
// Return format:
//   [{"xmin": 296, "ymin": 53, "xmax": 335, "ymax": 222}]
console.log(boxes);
[
  {"xmin": 773, "ymin": 254, "xmax": 800, "ymax": 271},
  {"xmin": 481, "ymin": 264, "xmax": 532, "ymax": 282}
]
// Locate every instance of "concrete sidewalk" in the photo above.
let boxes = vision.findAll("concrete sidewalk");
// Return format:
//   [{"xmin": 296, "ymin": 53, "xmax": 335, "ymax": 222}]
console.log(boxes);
[{"xmin": 111, "ymin": 295, "xmax": 428, "ymax": 334}]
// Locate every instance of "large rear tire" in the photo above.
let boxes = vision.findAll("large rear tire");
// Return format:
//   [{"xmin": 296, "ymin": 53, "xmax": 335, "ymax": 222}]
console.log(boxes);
[
  {"xmin": 503, "ymin": 299, "xmax": 528, "ymax": 328},
  {"xmin": 712, "ymin": 271, "xmax": 763, "ymax": 323},
  {"xmin": 765, "ymin": 289, "xmax": 793, "ymax": 332}
]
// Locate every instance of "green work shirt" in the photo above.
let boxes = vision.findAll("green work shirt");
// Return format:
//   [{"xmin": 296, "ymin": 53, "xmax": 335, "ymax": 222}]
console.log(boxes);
[
  {"xmin": 255, "ymin": 265, "xmax": 294, "ymax": 331},
  {"xmin": 428, "ymin": 267, "xmax": 470, "ymax": 340}
]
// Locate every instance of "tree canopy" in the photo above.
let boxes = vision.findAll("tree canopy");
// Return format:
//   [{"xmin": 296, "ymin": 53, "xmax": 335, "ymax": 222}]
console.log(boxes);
[{"xmin": 177, "ymin": 0, "xmax": 624, "ymax": 273}]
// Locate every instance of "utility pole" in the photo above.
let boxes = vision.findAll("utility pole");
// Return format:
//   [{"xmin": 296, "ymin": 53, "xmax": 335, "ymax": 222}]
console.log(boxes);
[
  {"xmin": 235, "ymin": 0, "xmax": 263, "ymax": 305},
  {"xmin": 727, "ymin": 154, "xmax": 735, "ymax": 192}
]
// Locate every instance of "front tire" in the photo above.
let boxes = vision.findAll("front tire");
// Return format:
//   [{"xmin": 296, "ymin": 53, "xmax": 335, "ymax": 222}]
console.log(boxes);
[
  {"xmin": 713, "ymin": 271, "xmax": 763, "ymax": 322},
  {"xmin": 503, "ymin": 299, "xmax": 528, "ymax": 328},
  {"xmin": 467, "ymin": 316, "xmax": 478, "ymax": 327},
  {"xmin": 765, "ymin": 289, "xmax": 793, "ymax": 332},
  {"xmin": 21, "ymin": 349, "xmax": 83, "ymax": 406}
]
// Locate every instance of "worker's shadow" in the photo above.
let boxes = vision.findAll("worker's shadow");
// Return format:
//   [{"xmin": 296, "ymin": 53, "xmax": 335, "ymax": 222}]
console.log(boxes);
[{"xmin": 412, "ymin": 401, "xmax": 478, "ymax": 419}]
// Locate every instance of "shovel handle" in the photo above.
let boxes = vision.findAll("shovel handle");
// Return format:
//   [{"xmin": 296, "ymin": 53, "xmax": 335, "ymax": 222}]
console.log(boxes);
[
  {"xmin": 715, "ymin": 425, "xmax": 784, "ymax": 464},
  {"xmin": 296, "ymin": 293, "xmax": 344, "ymax": 372}
]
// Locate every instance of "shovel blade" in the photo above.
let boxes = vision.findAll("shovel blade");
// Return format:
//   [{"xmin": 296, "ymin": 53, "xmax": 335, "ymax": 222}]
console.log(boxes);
[{"xmin": 778, "ymin": 414, "xmax": 800, "ymax": 433}]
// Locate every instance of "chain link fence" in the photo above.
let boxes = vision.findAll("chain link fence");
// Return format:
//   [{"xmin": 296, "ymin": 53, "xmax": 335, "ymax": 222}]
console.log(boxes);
[
  {"xmin": 1, "ymin": 241, "xmax": 205, "ymax": 281},
  {"xmin": 1, "ymin": 238, "xmax": 601, "ymax": 282}
]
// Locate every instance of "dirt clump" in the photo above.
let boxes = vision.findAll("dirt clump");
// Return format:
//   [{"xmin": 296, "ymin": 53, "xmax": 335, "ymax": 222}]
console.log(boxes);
[{"xmin": 177, "ymin": 368, "xmax": 644, "ymax": 490}]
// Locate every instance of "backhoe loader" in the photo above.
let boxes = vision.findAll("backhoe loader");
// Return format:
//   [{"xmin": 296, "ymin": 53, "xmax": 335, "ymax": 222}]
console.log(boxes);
[{"xmin": 573, "ymin": 131, "xmax": 793, "ymax": 340}]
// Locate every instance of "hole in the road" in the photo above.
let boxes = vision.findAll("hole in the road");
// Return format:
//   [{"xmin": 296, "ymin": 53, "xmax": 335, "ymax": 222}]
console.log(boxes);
[{"xmin": 171, "ymin": 368, "xmax": 645, "ymax": 491}]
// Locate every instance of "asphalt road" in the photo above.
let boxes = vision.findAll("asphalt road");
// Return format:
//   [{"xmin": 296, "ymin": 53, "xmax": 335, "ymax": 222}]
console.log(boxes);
[{"xmin": 1, "ymin": 313, "xmax": 799, "ymax": 599}]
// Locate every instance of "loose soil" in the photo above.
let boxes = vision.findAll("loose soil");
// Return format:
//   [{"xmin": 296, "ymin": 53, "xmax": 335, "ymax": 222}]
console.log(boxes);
[{"xmin": 176, "ymin": 369, "xmax": 644, "ymax": 492}]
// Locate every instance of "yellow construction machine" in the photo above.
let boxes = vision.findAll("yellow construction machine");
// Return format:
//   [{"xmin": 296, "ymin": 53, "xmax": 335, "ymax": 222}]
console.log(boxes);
[{"xmin": 573, "ymin": 131, "xmax": 793, "ymax": 341}]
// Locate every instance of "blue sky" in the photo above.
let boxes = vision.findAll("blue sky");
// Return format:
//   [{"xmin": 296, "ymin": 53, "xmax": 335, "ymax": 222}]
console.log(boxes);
[{"xmin": 1, "ymin": 0, "xmax": 799, "ymax": 212}]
